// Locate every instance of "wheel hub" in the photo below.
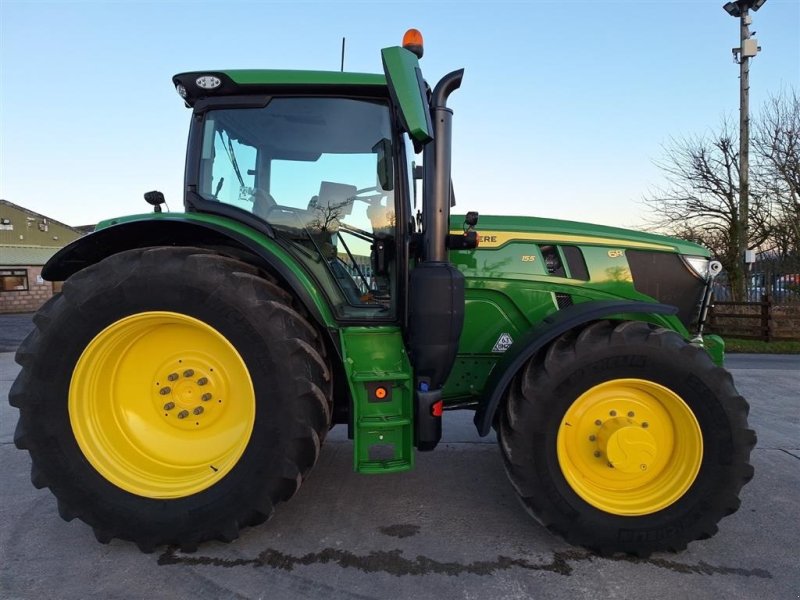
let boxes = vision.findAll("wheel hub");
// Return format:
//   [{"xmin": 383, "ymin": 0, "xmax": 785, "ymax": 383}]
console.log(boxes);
[
  {"xmin": 155, "ymin": 362, "xmax": 223, "ymax": 429},
  {"xmin": 556, "ymin": 378, "xmax": 703, "ymax": 516},
  {"xmin": 596, "ymin": 417, "xmax": 657, "ymax": 473},
  {"xmin": 70, "ymin": 311, "xmax": 255, "ymax": 498}
]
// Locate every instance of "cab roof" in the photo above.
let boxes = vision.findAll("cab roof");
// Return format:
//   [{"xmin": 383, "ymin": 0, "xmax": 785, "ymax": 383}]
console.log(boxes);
[{"xmin": 173, "ymin": 69, "xmax": 387, "ymax": 106}]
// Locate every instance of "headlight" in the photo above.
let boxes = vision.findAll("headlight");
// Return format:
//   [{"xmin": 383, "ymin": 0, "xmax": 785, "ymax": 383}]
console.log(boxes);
[{"xmin": 682, "ymin": 256, "xmax": 722, "ymax": 280}]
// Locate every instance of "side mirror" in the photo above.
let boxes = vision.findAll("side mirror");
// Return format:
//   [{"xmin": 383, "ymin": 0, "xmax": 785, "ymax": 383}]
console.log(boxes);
[
  {"xmin": 144, "ymin": 190, "xmax": 166, "ymax": 213},
  {"xmin": 380, "ymin": 46, "xmax": 433, "ymax": 144},
  {"xmin": 372, "ymin": 138, "xmax": 394, "ymax": 191}
]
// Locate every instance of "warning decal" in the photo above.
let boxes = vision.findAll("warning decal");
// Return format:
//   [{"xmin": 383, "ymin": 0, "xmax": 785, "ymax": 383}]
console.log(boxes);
[{"xmin": 492, "ymin": 333, "xmax": 514, "ymax": 353}]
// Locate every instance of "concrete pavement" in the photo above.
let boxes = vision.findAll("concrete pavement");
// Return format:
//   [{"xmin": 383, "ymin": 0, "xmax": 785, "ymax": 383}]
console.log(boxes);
[{"xmin": 1, "ymin": 344, "xmax": 798, "ymax": 599}]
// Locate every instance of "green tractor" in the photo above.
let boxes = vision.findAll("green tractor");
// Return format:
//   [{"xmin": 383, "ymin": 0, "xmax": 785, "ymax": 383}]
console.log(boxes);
[{"xmin": 10, "ymin": 30, "xmax": 754, "ymax": 556}]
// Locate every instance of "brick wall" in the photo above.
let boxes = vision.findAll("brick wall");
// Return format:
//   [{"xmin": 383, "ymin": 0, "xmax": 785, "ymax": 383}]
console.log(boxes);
[{"xmin": 0, "ymin": 266, "xmax": 54, "ymax": 313}]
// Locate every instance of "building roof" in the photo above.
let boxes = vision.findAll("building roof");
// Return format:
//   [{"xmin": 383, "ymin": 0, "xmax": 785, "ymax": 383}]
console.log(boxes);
[
  {"xmin": 0, "ymin": 245, "xmax": 63, "ymax": 266},
  {"xmin": 0, "ymin": 199, "xmax": 84, "ymax": 248}
]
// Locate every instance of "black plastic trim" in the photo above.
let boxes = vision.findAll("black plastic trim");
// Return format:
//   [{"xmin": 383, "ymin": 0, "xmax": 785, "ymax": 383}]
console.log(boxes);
[
  {"xmin": 473, "ymin": 300, "xmax": 679, "ymax": 437},
  {"xmin": 193, "ymin": 95, "xmax": 272, "ymax": 114}
]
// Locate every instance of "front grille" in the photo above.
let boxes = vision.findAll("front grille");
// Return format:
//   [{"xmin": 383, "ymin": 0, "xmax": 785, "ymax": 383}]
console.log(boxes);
[{"xmin": 626, "ymin": 250, "xmax": 705, "ymax": 329}]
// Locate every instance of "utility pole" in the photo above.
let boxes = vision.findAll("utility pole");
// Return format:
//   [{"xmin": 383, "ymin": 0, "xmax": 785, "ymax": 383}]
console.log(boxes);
[{"xmin": 724, "ymin": 0, "xmax": 765, "ymax": 278}]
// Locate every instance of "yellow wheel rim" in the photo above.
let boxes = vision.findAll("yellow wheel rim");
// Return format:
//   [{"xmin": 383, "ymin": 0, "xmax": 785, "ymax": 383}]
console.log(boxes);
[
  {"xmin": 556, "ymin": 378, "xmax": 702, "ymax": 516},
  {"xmin": 69, "ymin": 312, "xmax": 255, "ymax": 499}
]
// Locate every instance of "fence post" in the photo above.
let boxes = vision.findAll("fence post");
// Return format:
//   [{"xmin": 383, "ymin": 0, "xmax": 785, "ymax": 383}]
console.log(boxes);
[{"xmin": 761, "ymin": 293, "xmax": 771, "ymax": 342}]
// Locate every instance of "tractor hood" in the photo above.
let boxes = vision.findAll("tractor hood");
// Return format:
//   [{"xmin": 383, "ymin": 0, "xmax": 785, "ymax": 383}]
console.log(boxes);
[{"xmin": 451, "ymin": 214, "xmax": 709, "ymax": 257}]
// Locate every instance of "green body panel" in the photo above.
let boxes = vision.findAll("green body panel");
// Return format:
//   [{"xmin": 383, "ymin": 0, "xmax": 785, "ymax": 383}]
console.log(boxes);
[
  {"xmin": 380, "ymin": 46, "xmax": 433, "ymax": 143},
  {"xmin": 441, "ymin": 214, "xmax": 703, "ymax": 404},
  {"xmin": 95, "ymin": 212, "xmax": 337, "ymax": 328},
  {"xmin": 339, "ymin": 327, "xmax": 414, "ymax": 474},
  {"xmin": 703, "ymin": 334, "xmax": 726, "ymax": 367},
  {"xmin": 222, "ymin": 69, "xmax": 386, "ymax": 88},
  {"xmin": 454, "ymin": 214, "xmax": 710, "ymax": 257}
]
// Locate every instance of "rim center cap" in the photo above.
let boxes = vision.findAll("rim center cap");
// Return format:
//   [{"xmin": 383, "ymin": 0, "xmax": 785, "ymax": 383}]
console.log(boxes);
[{"xmin": 604, "ymin": 426, "xmax": 657, "ymax": 473}]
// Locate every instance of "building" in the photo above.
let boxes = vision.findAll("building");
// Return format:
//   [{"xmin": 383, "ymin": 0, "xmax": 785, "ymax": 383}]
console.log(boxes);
[{"xmin": 0, "ymin": 199, "xmax": 85, "ymax": 313}]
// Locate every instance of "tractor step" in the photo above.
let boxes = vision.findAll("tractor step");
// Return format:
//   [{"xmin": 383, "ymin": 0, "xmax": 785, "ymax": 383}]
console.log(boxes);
[{"xmin": 340, "ymin": 327, "xmax": 414, "ymax": 474}]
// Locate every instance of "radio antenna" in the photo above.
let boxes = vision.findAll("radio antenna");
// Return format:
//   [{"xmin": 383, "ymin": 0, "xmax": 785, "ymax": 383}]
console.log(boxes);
[{"xmin": 340, "ymin": 37, "xmax": 346, "ymax": 72}]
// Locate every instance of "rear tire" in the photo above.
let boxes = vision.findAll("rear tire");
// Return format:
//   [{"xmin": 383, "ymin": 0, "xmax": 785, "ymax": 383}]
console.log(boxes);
[
  {"xmin": 10, "ymin": 247, "xmax": 332, "ymax": 551},
  {"xmin": 499, "ymin": 320, "xmax": 755, "ymax": 556}
]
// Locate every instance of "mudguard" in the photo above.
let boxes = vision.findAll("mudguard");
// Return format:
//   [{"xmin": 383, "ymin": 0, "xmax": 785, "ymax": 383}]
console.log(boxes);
[
  {"xmin": 42, "ymin": 213, "xmax": 335, "ymax": 328},
  {"xmin": 473, "ymin": 300, "xmax": 679, "ymax": 436}
]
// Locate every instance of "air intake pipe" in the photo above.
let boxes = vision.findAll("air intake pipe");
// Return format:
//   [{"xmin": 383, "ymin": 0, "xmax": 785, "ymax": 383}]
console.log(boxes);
[{"xmin": 409, "ymin": 69, "xmax": 465, "ymax": 451}]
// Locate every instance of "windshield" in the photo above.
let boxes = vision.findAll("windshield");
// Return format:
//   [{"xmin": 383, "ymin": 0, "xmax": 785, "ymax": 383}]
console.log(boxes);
[{"xmin": 197, "ymin": 97, "xmax": 398, "ymax": 318}]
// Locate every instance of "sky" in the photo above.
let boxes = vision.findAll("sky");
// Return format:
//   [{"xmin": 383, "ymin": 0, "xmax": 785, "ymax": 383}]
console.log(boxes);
[{"xmin": 1, "ymin": 0, "xmax": 798, "ymax": 230}]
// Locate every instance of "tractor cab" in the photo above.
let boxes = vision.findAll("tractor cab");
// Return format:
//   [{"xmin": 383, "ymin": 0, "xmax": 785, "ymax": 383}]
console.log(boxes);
[{"xmin": 180, "ymin": 92, "xmax": 405, "ymax": 319}]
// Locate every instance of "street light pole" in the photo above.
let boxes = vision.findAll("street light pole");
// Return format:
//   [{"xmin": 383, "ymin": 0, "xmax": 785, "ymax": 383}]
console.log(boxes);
[
  {"xmin": 738, "ymin": 6, "xmax": 753, "ymax": 272},
  {"xmin": 724, "ymin": 0, "xmax": 764, "ymax": 279}
]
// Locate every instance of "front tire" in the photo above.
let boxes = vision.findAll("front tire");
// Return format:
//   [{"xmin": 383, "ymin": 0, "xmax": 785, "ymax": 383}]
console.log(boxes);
[
  {"xmin": 499, "ymin": 320, "xmax": 755, "ymax": 556},
  {"xmin": 11, "ymin": 247, "xmax": 332, "ymax": 551}
]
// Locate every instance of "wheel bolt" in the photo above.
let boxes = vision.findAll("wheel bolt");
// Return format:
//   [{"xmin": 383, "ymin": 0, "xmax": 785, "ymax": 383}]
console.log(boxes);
[
  {"xmin": 159, "ymin": 386, "xmax": 171, "ymax": 395},
  {"xmin": 163, "ymin": 402, "xmax": 175, "ymax": 411},
  {"xmin": 167, "ymin": 373, "xmax": 179, "ymax": 382},
  {"xmin": 177, "ymin": 410, "xmax": 189, "ymax": 419},
  {"xmin": 197, "ymin": 377, "xmax": 208, "ymax": 386},
  {"xmin": 594, "ymin": 419, "xmax": 602, "ymax": 426},
  {"xmin": 183, "ymin": 369, "xmax": 195, "ymax": 377},
  {"xmin": 202, "ymin": 393, "xmax": 212, "ymax": 402},
  {"xmin": 193, "ymin": 406, "xmax": 204, "ymax": 416},
  {"xmin": 588, "ymin": 435, "xmax": 596, "ymax": 442},
  {"xmin": 594, "ymin": 451, "xmax": 602, "ymax": 458},
  {"xmin": 609, "ymin": 410, "xmax": 617, "ymax": 417},
  {"xmin": 628, "ymin": 411, "xmax": 635, "ymax": 418},
  {"xmin": 642, "ymin": 422, "xmax": 649, "ymax": 429}
]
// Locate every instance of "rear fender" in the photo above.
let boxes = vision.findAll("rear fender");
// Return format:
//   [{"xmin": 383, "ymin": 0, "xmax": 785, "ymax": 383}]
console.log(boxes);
[
  {"xmin": 42, "ymin": 214, "xmax": 335, "ymax": 328},
  {"xmin": 473, "ymin": 300, "xmax": 679, "ymax": 436}
]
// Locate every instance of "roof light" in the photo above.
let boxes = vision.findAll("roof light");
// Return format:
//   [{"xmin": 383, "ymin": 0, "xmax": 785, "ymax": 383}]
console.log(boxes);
[
  {"xmin": 723, "ymin": 0, "xmax": 766, "ymax": 17},
  {"xmin": 176, "ymin": 84, "xmax": 188, "ymax": 99},
  {"xmin": 402, "ymin": 28, "xmax": 424, "ymax": 59},
  {"xmin": 195, "ymin": 75, "xmax": 221, "ymax": 90}
]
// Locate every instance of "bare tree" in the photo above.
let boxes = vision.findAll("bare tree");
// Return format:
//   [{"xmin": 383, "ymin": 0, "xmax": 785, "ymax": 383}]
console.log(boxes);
[
  {"xmin": 308, "ymin": 199, "xmax": 350, "ymax": 233},
  {"xmin": 753, "ymin": 88, "xmax": 800, "ymax": 255},
  {"xmin": 644, "ymin": 118, "xmax": 771, "ymax": 299}
]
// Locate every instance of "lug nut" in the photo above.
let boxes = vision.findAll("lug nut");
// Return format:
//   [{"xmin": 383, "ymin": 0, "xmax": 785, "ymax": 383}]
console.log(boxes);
[
  {"xmin": 642, "ymin": 422, "xmax": 649, "ymax": 429},
  {"xmin": 167, "ymin": 373, "xmax": 179, "ymax": 382},
  {"xmin": 159, "ymin": 387, "xmax": 171, "ymax": 395},
  {"xmin": 183, "ymin": 369, "xmax": 195, "ymax": 377},
  {"xmin": 627, "ymin": 411, "xmax": 635, "ymax": 418},
  {"xmin": 594, "ymin": 451, "xmax": 602, "ymax": 458},
  {"xmin": 193, "ymin": 406, "xmax": 204, "ymax": 416},
  {"xmin": 594, "ymin": 419, "xmax": 602, "ymax": 426},
  {"xmin": 609, "ymin": 410, "xmax": 617, "ymax": 417},
  {"xmin": 588, "ymin": 435, "xmax": 596, "ymax": 442},
  {"xmin": 201, "ymin": 393, "xmax": 212, "ymax": 402},
  {"xmin": 197, "ymin": 377, "xmax": 208, "ymax": 386},
  {"xmin": 163, "ymin": 402, "xmax": 175, "ymax": 411},
  {"xmin": 177, "ymin": 410, "xmax": 189, "ymax": 419}
]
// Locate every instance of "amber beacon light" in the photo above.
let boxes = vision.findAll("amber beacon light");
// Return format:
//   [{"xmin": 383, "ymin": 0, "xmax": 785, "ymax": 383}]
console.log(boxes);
[{"xmin": 402, "ymin": 28, "xmax": 424, "ymax": 58}]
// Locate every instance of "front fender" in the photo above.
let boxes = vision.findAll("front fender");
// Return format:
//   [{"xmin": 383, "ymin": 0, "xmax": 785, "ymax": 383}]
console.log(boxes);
[
  {"xmin": 43, "ymin": 213, "xmax": 335, "ymax": 328},
  {"xmin": 473, "ymin": 300, "xmax": 679, "ymax": 436}
]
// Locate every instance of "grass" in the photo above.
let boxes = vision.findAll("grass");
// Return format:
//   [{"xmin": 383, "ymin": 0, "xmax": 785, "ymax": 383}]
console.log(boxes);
[{"xmin": 724, "ymin": 338, "xmax": 800, "ymax": 354}]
